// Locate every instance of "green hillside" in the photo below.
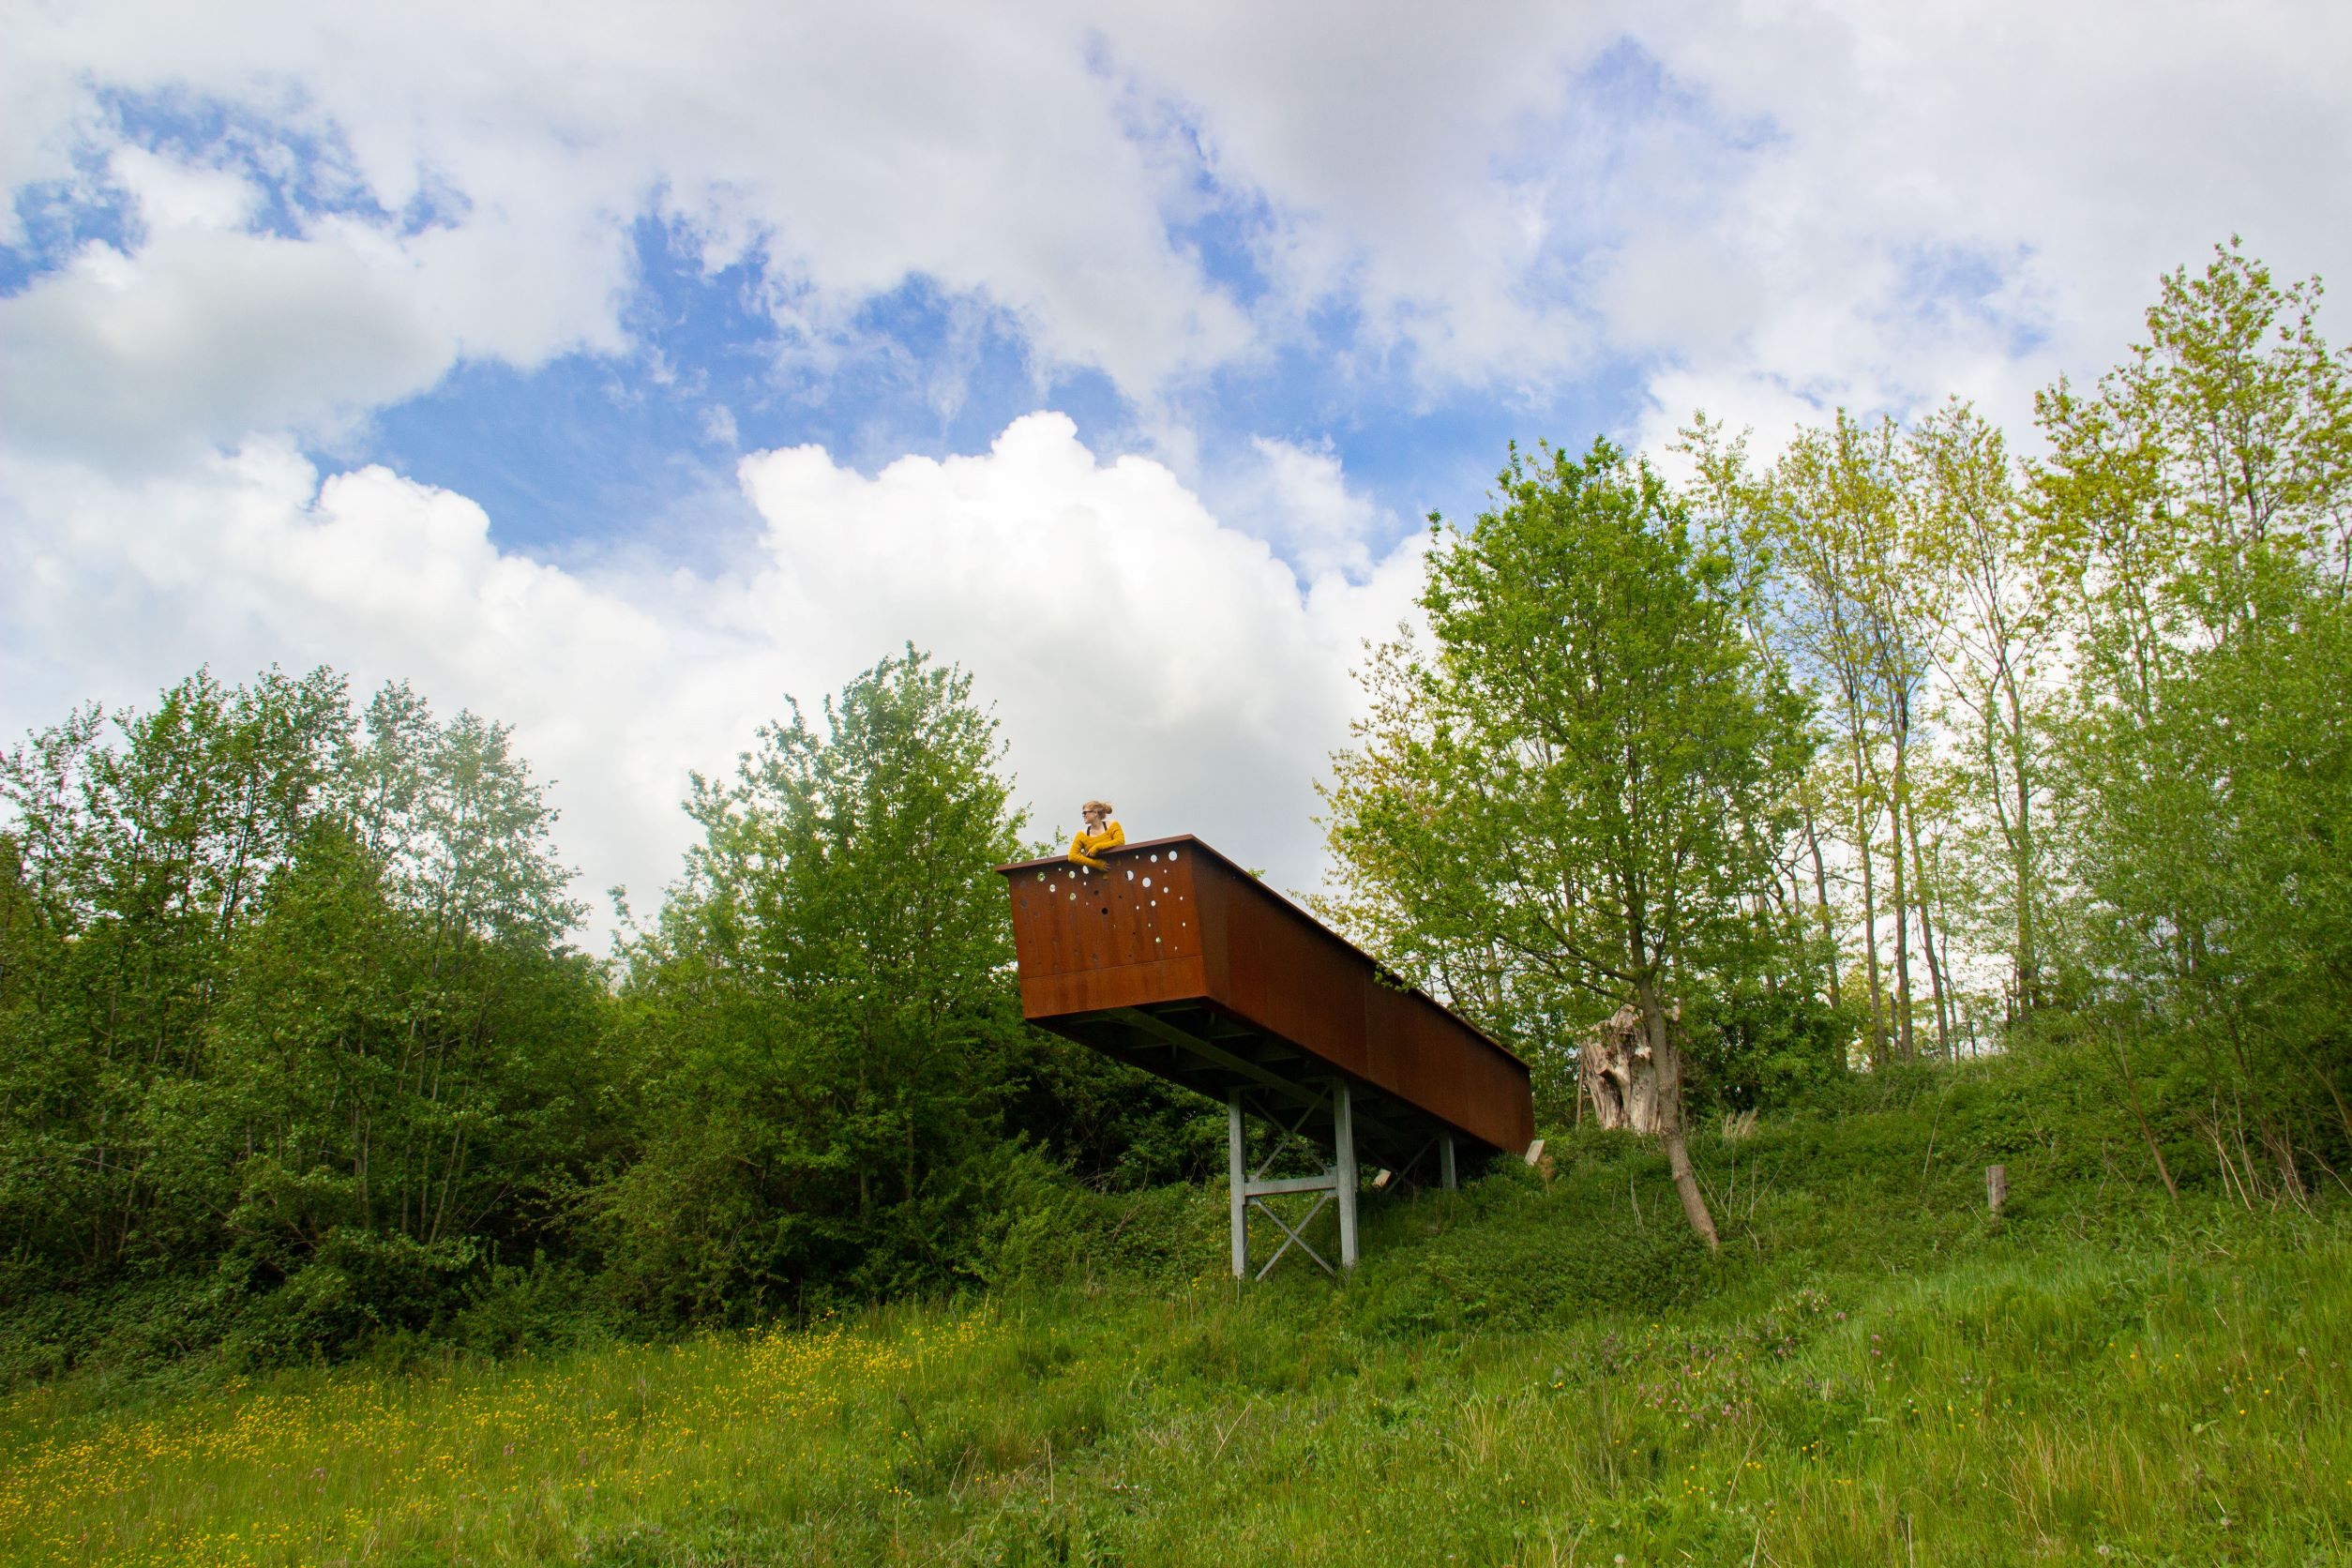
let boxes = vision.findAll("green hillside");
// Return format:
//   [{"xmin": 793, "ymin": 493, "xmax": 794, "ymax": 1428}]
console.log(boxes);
[
  {"xmin": 5, "ymin": 1049, "xmax": 2345, "ymax": 1567},
  {"xmin": 5, "ymin": 246, "xmax": 2348, "ymax": 1566}
]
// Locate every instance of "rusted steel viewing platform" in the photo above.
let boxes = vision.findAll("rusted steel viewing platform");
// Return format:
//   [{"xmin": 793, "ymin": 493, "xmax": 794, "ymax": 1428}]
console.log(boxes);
[{"xmin": 998, "ymin": 835, "xmax": 1534, "ymax": 1276}]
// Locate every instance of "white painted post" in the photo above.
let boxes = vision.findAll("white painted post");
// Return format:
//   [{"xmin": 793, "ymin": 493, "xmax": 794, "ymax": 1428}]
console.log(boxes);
[
  {"xmin": 1440, "ymin": 1131, "xmax": 1457, "ymax": 1191},
  {"xmin": 1229, "ymin": 1090, "xmax": 1249, "ymax": 1278},
  {"xmin": 1334, "ymin": 1080, "xmax": 1360, "ymax": 1270}
]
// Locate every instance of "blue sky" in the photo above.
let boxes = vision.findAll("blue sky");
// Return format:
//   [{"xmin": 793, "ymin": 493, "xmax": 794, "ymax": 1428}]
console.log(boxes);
[
  {"xmin": 0, "ymin": 36, "xmax": 1701, "ymax": 557},
  {"xmin": 354, "ymin": 220, "xmax": 1147, "ymax": 561},
  {"xmin": 4, "ymin": 1, "xmax": 2345, "ymax": 939}
]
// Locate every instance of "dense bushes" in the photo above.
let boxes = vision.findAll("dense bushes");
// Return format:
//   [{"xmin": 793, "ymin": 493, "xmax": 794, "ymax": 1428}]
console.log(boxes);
[
  {"xmin": 588, "ymin": 649, "xmax": 1209, "ymax": 1323},
  {"xmin": 0, "ymin": 655, "xmax": 1202, "ymax": 1380},
  {"xmin": 0, "ymin": 671, "xmax": 621, "ymax": 1364}
]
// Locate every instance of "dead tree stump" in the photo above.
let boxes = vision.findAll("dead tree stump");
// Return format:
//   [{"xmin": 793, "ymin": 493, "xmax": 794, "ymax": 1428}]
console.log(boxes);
[{"xmin": 1579, "ymin": 1003, "xmax": 1669, "ymax": 1135}]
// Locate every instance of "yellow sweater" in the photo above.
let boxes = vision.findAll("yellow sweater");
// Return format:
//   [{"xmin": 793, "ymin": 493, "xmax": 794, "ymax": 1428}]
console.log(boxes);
[{"xmin": 1067, "ymin": 822, "xmax": 1125, "ymax": 868}]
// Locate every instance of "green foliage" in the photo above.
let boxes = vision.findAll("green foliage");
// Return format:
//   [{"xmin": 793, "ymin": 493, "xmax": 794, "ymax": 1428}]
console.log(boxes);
[
  {"xmin": 2036, "ymin": 240, "xmax": 2352, "ymax": 1190},
  {"xmin": 1322, "ymin": 440, "xmax": 1814, "ymax": 1030},
  {"xmin": 1319, "ymin": 439, "xmax": 1821, "ymax": 1244},
  {"xmin": 0, "ymin": 649, "xmax": 1209, "ymax": 1376},
  {"xmin": 596, "ymin": 647, "xmax": 1199, "ymax": 1321},
  {"xmin": 1, "ymin": 667, "xmax": 351, "ymax": 1280},
  {"xmin": 0, "ymin": 667, "xmax": 611, "ymax": 1365},
  {"xmin": 1681, "ymin": 982, "xmax": 1857, "ymax": 1114},
  {"xmin": 8, "ymin": 1052, "xmax": 2348, "ymax": 1566}
]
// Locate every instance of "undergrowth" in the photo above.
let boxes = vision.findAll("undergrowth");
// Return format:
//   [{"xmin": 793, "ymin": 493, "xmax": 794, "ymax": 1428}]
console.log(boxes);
[{"xmin": 3, "ymin": 1044, "xmax": 2346, "ymax": 1566}]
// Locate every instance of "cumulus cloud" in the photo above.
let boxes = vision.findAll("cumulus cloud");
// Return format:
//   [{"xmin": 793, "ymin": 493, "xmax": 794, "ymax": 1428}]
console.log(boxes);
[
  {"xmin": 1203, "ymin": 436, "xmax": 1393, "ymax": 583},
  {"xmin": 1612, "ymin": 0, "xmax": 2352, "ymax": 449},
  {"xmin": 0, "ymin": 129, "xmax": 632, "ymax": 465},
  {"xmin": 4, "ymin": 224, "xmax": 457, "ymax": 463},
  {"xmin": 7, "ymin": 0, "xmax": 2351, "ymax": 953},
  {"xmin": 8, "ymin": 1, "xmax": 2348, "ymax": 461},
  {"xmin": 0, "ymin": 415, "xmax": 1425, "ymax": 942},
  {"xmin": 2, "ymin": 1, "xmax": 1253, "ymax": 449},
  {"xmin": 737, "ymin": 415, "xmax": 1424, "ymax": 840}
]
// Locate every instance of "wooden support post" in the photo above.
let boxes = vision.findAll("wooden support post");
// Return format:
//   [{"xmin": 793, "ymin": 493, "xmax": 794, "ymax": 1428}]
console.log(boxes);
[
  {"xmin": 1229, "ymin": 1091, "xmax": 1249, "ymax": 1277},
  {"xmin": 1986, "ymin": 1164, "xmax": 2007, "ymax": 1217},
  {"xmin": 1334, "ymin": 1079, "xmax": 1360, "ymax": 1269},
  {"xmin": 1440, "ymin": 1131, "xmax": 1458, "ymax": 1192}
]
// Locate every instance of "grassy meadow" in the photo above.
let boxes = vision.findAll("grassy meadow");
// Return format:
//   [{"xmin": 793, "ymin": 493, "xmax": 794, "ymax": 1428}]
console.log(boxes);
[{"xmin": 4, "ymin": 1054, "xmax": 2348, "ymax": 1567}]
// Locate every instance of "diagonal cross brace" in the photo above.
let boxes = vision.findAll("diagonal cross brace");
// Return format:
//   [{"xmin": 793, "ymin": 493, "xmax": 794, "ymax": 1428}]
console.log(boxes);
[
  {"xmin": 1250, "ymin": 1085, "xmax": 1332, "ymax": 1184},
  {"xmin": 1251, "ymin": 1190, "xmax": 1335, "ymax": 1279}
]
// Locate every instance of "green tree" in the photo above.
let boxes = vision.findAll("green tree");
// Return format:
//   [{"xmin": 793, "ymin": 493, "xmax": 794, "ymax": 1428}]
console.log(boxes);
[
  {"xmin": 0, "ymin": 668, "xmax": 349, "ymax": 1277},
  {"xmin": 1755, "ymin": 414, "xmax": 1952, "ymax": 1061},
  {"xmin": 601, "ymin": 648, "xmax": 1040, "ymax": 1314},
  {"xmin": 1320, "ymin": 441, "xmax": 1815, "ymax": 1248},
  {"xmin": 1909, "ymin": 400, "xmax": 2059, "ymax": 1020},
  {"xmin": 2035, "ymin": 242, "xmax": 2352, "ymax": 1186},
  {"xmin": 0, "ymin": 667, "xmax": 610, "ymax": 1355},
  {"xmin": 195, "ymin": 689, "xmax": 604, "ymax": 1349}
]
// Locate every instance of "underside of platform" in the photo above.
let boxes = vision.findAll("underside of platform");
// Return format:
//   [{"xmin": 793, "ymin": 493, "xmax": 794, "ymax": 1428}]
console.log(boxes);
[{"xmin": 1033, "ymin": 996, "xmax": 1482, "ymax": 1178}]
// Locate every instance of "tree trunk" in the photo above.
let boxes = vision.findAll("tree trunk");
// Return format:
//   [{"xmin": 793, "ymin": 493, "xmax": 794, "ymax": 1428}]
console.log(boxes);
[
  {"xmin": 1858, "ymin": 810, "xmax": 1887, "ymax": 1066},
  {"xmin": 1801, "ymin": 797, "xmax": 1839, "ymax": 1009},
  {"xmin": 1849, "ymin": 728, "xmax": 1887, "ymax": 1066},
  {"xmin": 1907, "ymin": 810, "xmax": 1953, "ymax": 1058},
  {"xmin": 2007, "ymin": 694, "xmax": 2040, "ymax": 1012},
  {"xmin": 1889, "ymin": 746, "xmax": 1916, "ymax": 1060},
  {"xmin": 1634, "ymin": 976, "xmax": 1719, "ymax": 1252}
]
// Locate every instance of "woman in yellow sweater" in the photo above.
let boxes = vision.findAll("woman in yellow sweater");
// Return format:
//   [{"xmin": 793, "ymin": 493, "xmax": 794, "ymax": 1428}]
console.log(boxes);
[{"xmin": 1067, "ymin": 799, "xmax": 1125, "ymax": 868}]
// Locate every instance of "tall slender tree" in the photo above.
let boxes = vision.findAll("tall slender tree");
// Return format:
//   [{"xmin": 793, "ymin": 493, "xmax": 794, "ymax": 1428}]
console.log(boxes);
[{"xmin": 1909, "ymin": 400, "xmax": 2057, "ymax": 1018}]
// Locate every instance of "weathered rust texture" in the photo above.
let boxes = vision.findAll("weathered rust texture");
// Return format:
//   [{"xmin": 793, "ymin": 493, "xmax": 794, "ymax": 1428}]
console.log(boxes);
[{"xmin": 999, "ymin": 835, "xmax": 1533, "ymax": 1166}]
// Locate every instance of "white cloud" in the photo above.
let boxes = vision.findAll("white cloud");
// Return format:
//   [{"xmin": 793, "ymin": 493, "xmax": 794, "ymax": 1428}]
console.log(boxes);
[
  {"xmin": 0, "ymin": 128, "xmax": 634, "ymax": 464},
  {"xmin": 1611, "ymin": 0, "xmax": 2352, "ymax": 450},
  {"xmin": 3, "ymin": 1, "xmax": 1255, "ymax": 445},
  {"xmin": 107, "ymin": 145, "xmax": 261, "ymax": 231},
  {"xmin": 1206, "ymin": 436, "xmax": 1391, "ymax": 582},
  {"xmin": 8, "ymin": 0, "xmax": 2352, "ymax": 952},
  {"xmin": 3, "ymin": 226, "xmax": 457, "ymax": 463},
  {"xmin": 0, "ymin": 415, "xmax": 1426, "ymax": 943},
  {"xmin": 733, "ymin": 413, "xmax": 1425, "ymax": 880},
  {"xmin": 8, "ymin": 1, "xmax": 2349, "ymax": 464}
]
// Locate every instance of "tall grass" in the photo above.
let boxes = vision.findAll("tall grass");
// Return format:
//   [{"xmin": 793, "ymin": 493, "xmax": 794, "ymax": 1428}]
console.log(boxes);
[{"xmin": 5, "ymin": 1052, "xmax": 2348, "ymax": 1565}]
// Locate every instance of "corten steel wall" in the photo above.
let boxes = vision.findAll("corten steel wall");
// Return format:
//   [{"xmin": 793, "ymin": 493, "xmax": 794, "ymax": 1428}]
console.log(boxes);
[{"xmin": 1000, "ymin": 836, "xmax": 1533, "ymax": 1156}]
